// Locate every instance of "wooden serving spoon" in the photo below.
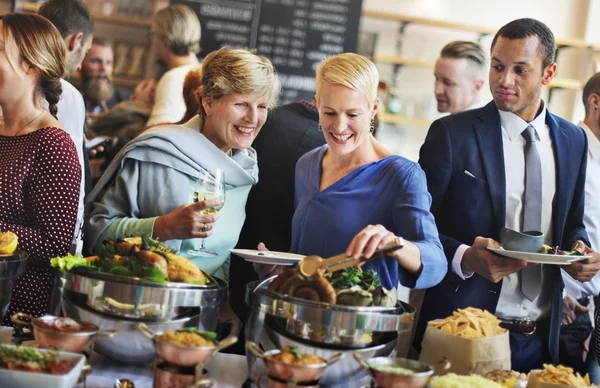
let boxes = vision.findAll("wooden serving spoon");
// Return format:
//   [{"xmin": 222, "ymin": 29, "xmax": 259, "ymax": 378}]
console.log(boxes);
[{"xmin": 298, "ymin": 239, "xmax": 404, "ymax": 281}]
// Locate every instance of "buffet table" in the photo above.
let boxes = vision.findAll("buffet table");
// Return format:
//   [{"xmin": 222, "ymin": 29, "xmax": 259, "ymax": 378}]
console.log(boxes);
[{"xmin": 76, "ymin": 352, "xmax": 252, "ymax": 388}]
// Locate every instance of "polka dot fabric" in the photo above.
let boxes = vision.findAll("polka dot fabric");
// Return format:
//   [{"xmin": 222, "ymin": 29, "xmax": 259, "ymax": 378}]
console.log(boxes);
[{"xmin": 0, "ymin": 127, "xmax": 81, "ymax": 325}]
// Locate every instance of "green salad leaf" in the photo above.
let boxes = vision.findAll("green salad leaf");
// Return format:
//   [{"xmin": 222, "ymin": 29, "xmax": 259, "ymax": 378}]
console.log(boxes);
[
  {"xmin": 329, "ymin": 267, "xmax": 381, "ymax": 291},
  {"xmin": 50, "ymin": 254, "xmax": 95, "ymax": 271},
  {"xmin": 289, "ymin": 345, "xmax": 304, "ymax": 360}
]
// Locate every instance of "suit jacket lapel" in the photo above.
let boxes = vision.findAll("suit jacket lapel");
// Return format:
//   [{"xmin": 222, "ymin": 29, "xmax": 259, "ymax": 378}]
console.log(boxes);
[
  {"xmin": 546, "ymin": 112, "xmax": 568, "ymax": 245},
  {"xmin": 474, "ymin": 102, "xmax": 506, "ymax": 237}
]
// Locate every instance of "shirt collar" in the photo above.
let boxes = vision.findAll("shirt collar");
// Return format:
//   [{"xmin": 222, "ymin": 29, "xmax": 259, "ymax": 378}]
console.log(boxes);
[
  {"xmin": 498, "ymin": 101, "xmax": 548, "ymax": 142},
  {"xmin": 579, "ymin": 122, "xmax": 600, "ymax": 158},
  {"xmin": 464, "ymin": 100, "xmax": 485, "ymax": 111}
]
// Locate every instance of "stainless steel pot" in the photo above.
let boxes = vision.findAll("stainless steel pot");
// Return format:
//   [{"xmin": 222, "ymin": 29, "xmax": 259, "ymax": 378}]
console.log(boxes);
[
  {"xmin": 0, "ymin": 250, "xmax": 28, "ymax": 322},
  {"xmin": 247, "ymin": 277, "xmax": 415, "ymax": 348},
  {"xmin": 56, "ymin": 269, "xmax": 227, "ymax": 364},
  {"xmin": 245, "ymin": 278, "xmax": 412, "ymax": 386}
]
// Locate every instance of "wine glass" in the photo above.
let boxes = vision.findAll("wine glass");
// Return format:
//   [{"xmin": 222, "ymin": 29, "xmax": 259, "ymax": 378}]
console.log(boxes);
[{"xmin": 188, "ymin": 168, "xmax": 225, "ymax": 256}]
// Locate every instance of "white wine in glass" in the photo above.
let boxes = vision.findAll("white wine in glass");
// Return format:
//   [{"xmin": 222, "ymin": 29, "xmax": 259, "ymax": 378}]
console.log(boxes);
[{"xmin": 189, "ymin": 168, "xmax": 225, "ymax": 256}]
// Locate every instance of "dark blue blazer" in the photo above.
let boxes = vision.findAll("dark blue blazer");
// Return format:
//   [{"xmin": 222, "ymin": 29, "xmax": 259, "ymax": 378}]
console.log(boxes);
[{"xmin": 415, "ymin": 101, "xmax": 589, "ymax": 363}]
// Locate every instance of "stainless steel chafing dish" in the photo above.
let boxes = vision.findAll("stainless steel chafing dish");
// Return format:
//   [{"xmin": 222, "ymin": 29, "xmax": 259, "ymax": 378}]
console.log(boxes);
[
  {"xmin": 56, "ymin": 268, "xmax": 227, "ymax": 364},
  {"xmin": 245, "ymin": 278, "xmax": 415, "ymax": 386},
  {"xmin": 0, "ymin": 250, "xmax": 28, "ymax": 322}
]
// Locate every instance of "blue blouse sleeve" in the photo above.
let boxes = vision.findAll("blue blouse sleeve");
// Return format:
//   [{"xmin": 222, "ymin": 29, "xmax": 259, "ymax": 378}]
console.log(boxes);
[{"xmin": 393, "ymin": 163, "xmax": 447, "ymax": 289}]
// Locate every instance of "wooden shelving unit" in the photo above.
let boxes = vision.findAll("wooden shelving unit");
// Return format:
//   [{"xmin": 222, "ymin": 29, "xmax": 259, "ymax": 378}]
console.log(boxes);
[
  {"xmin": 374, "ymin": 54, "xmax": 435, "ymax": 69},
  {"xmin": 364, "ymin": 8, "xmax": 592, "ymax": 127},
  {"xmin": 378, "ymin": 112, "xmax": 431, "ymax": 127},
  {"xmin": 93, "ymin": 13, "xmax": 152, "ymax": 27},
  {"xmin": 70, "ymin": 72, "xmax": 142, "ymax": 89},
  {"xmin": 362, "ymin": 9, "xmax": 589, "ymax": 49}
]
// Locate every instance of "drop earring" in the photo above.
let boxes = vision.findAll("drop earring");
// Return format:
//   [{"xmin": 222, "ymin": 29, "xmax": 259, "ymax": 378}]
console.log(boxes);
[
  {"xmin": 318, "ymin": 124, "xmax": 322, "ymax": 132},
  {"xmin": 370, "ymin": 119, "xmax": 375, "ymax": 133}
]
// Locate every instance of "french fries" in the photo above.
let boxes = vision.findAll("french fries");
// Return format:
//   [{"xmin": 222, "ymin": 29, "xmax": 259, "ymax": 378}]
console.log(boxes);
[
  {"xmin": 428, "ymin": 307, "xmax": 506, "ymax": 339},
  {"xmin": 535, "ymin": 364, "xmax": 592, "ymax": 387}
]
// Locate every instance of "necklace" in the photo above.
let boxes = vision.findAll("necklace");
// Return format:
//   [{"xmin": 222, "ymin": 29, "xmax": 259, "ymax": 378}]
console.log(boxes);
[{"xmin": 13, "ymin": 110, "xmax": 44, "ymax": 136}]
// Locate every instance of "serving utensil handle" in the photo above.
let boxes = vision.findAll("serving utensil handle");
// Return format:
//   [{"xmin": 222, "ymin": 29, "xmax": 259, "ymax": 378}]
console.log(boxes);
[{"xmin": 322, "ymin": 241, "xmax": 404, "ymax": 274}]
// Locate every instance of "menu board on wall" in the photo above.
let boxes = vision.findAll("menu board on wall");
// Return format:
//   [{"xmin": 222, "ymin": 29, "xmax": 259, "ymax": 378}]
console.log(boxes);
[{"xmin": 173, "ymin": 0, "xmax": 363, "ymax": 103}]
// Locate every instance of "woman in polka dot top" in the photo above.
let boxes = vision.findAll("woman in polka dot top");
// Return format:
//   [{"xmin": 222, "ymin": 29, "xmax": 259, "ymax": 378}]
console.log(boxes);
[{"xmin": 0, "ymin": 13, "xmax": 81, "ymax": 324}]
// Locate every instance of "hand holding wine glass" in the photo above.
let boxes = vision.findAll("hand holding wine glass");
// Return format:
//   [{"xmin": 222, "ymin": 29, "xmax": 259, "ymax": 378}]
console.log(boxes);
[
  {"xmin": 189, "ymin": 168, "xmax": 225, "ymax": 256},
  {"xmin": 152, "ymin": 168, "xmax": 225, "ymax": 244},
  {"xmin": 152, "ymin": 198, "xmax": 223, "ymax": 241}
]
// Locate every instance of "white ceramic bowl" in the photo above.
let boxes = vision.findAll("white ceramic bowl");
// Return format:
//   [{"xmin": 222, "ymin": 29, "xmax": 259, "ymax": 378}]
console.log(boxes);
[{"xmin": 0, "ymin": 345, "xmax": 85, "ymax": 388}]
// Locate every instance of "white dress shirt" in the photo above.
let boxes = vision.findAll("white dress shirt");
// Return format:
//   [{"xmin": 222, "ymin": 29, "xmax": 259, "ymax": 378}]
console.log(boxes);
[
  {"xmin": 56, "ymin": 79, "xmax": 85, "ymax": 255},
  {"xmin": 561, "ymin": 122, "xmax": 600, "ymax": 300},
  {"xmin": 452, "ymin": 103, "xmax": 557, "ymax": 320}
]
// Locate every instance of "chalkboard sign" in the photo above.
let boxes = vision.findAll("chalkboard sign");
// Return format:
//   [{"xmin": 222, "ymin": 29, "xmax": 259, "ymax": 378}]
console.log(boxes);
[{"xmin": 172, "ymin": 0, "xmax": 363, "ymax": 103}]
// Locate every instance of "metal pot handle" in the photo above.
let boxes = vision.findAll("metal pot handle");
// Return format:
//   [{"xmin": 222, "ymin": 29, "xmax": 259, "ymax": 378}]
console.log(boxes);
[
  {"xmin": 97, "ymin": 329, "xmax": 118, "ymax": 338},
  {"xmin": 213, "ymin": 335, "xmax": 238, "ymax": 355},
  {"xmin": 326, "ymin": 352, "xmax": 344, "ymax": 366},
  {"xmin": 11, "ymin": 312, "xmax": 34, "ymax": 329},
  {"xmin": 432, "ymin": 357, "xmax": 451, "ymax": 376},
  {"xmin": 246, "ymin": 341, "xmax": 266, "ymax": 359},
  {"xmin": 287, "ymin": 378, "xmax": 297, "ymax": 388},
  {"xmin": 136, "ymin": 323, "xmax": 155, "ymax": 340},
  {"xmin": 353, "ymin": 353, "xmax": 371, "ymax": 370}
]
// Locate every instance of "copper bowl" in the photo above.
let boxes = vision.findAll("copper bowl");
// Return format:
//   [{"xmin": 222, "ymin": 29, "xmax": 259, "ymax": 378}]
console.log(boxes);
[
  {"xmin": 137, "ymin": 322, "xmax": 237, "ymax": 368},
  {"xmin": 354, "ymin": 354, "xmax": 450, "ymax": 388},
  {"xmin": 11, "ymin": 313, "xmax": 116, "ymax": 353},
  {"xmin": 247, "ymin": 341, "xmax": 343, "ymax": 384}
]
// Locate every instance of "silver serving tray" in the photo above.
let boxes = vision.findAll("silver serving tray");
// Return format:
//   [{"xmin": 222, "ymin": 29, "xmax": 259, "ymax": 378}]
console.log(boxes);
[{"xmin": 57, "ymin": 268, "xmax": 227, "ymax": 321}]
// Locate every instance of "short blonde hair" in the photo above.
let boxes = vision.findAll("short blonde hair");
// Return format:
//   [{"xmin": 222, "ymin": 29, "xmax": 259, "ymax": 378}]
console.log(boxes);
[
  {"xmin": 197, "ymin": 47, "xmax": 280, "ymax": 113},
  {"xmin": 153, "ymin": 4, "xmax": 201, "ymax": 56},
  {"xmin": 316, "ymin": 53, "xmax": 379, "ymax": 107}
]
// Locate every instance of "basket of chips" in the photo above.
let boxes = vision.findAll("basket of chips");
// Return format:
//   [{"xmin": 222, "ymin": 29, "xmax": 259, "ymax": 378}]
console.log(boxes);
[
  {"xmin": 527, "ymin": 364, "xmax": 595, "ymax": 388},
  {"xmin": 419, "ymin": 307, "xmax": 511, "ymax": 375}
]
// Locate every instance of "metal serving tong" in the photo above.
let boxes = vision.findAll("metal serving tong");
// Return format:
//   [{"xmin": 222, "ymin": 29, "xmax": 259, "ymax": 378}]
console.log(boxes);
[{"xmin": 298, "ymin": 239, "xmax": 404, "ymax": 281}]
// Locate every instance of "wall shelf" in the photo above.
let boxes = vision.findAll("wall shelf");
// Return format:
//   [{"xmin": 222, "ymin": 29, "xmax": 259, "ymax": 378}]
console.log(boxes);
[
  {"xmin": 373, "ymin": 55, "xmax": 581, "ymax": 90},
  {"xmin": 93, "ymin": 13, "xmax": 153, "ymax": 27},
  {"xmin": 362, "ymin": 9, "xmax": 589, "ymax": 49},
  {"xmin": 548, "ymin": 77, "xmax": 582, "ymax": 90},
  {"xmin": 379, "ymin": 112, "xmax": 431, "ymax": 127},
  {"xmin": 374, "ymin": 54, "xmax": 435, "ymax": 69},
  {"xmin": 70, "ymin": 73, "xmax": 142, "ymax": 89}
]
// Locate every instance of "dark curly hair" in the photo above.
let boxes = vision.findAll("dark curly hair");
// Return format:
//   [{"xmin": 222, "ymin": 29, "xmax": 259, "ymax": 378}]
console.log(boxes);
[{"xmin": 0, "ymin": 13, "xmax": 67, "ymax": 119}]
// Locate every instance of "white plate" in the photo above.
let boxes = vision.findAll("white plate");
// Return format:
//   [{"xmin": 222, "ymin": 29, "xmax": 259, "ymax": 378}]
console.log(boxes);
[
  {"xmin": 487, "ymin": 247, "xmax": 591, "ymax": 265},
  {"xmin": 0, "ymin": 344, "xmax": 86, "ymax": 388},
  {"xmin": 230, "ymin": 249, "xmax": 304, "ymax": 266}
]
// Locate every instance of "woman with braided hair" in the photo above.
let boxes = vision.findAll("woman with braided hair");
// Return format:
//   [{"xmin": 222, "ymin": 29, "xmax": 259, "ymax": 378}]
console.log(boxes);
[{"xmin": 0, "ymin": 13, "xmax": 81, "ymax": 324}]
